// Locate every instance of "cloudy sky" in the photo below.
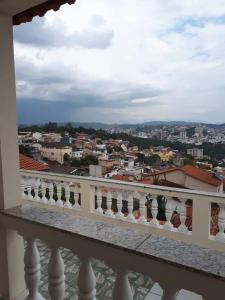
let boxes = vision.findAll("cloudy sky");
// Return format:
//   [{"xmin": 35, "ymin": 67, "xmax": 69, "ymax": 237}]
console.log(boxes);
[{"xmin": 14, "ymin": 0, "xmax": 225, "ymax": 124}]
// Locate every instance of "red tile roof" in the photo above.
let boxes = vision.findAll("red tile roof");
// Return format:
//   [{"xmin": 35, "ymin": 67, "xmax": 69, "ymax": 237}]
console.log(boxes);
[
  {"xmin": 181, "ymin": 165, "xmax": 222, "ymax": 187},
  {"xmin": 112, "ymin": 175, "xmax": 131, "ymax": 181},
  {"xmin": 19, "ymin": 154, "xmax": 49, "ymax": 171}
]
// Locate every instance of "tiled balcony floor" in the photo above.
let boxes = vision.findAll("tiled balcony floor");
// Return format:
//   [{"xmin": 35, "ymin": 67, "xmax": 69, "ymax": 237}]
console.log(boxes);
[
  {"xmin": 36, "ymin": 241, "xmax": 203, "ymax": 300},
  {"xmin": 36, "ymin": 241, "xmax": 154, "ymax": 300}
]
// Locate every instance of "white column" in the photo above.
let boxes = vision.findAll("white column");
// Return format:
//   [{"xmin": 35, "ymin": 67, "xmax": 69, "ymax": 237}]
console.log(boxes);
[
  {"xmin": 138, "ymin": 194, "xmax": 147, "ymax": 225},
  {"xmin": 21, "ymin": 177, "xmax": 26, "ymax": 200},
  {"xmin": 115, "ymin": 190, "xmax": 124, "ymax": 219},
  {"xmin": 163, "ymin": 197, "xmax": 175, "ymax": 231},
  {"xmin": 149, "ymin": 197, "xmax": 160, "ymax": 227},
  {"xmin": 80, "ymin": 182, "xmax": 95, "ymax": 215},
  {"xmin": 48, "ymin": 248, "xmax": 65, "ymax": 300},
  {"xmin": 126, "ymin": 193, "xmax": 136, "ymax": 223},
  {"xmin": 178, "ymin": 199, "xmax": 188, "ymax": 233},
  {"xmin": 24, "ymin": 238, "xmax": 44, "ymax": 300},
  {"xmin": 0, "ymin": 15, "xmax": 25, "ymax": 299},
  {"xmin": 48, "ymin": 182, "xmax": 55, "ymax": 205},
  {"xmin": 56, "ymin": 183, "xmax": 63, "ymax": 207},
  {"xmin": 64, "ymin": 183, "xmax": 72, "ymax": 208},
  {"xmin": 105, "ymin": 189, "xmax": 114, "ymax": 217},
  {"xmin": 77, "ymin": 256, "xmax": 96, "ymax": 300},
  {"xmin": 41, "ymin": 181, "xmax": 48, "ymax": 204},
  {"xmin": 95, "ymin": 187, "xmax": 103, "ymax": 215},
  {"xmin": 112, "ymin": 268, "xmax": 133, "ymax": 300},
  {"xmin": 73, "ymin": 184, "xmax": 80, "ymax": 210}
]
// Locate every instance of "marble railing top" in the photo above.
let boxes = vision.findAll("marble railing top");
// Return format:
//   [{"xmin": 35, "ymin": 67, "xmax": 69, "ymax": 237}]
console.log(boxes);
[{"xmin": 1, "ymin": 204, "xmax": 225, "ymax": 282}]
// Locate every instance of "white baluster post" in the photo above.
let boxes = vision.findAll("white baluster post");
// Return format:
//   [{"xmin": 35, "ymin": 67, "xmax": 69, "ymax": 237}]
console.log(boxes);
[
  {"xmin": 56, "ymin": 183, "xmax": 63, "ymax": 207},
  {"xmin": 48, "ymin": 182, "xmax": 55, "ymax": 205},
  {"xmin": 41, "ymin": 181, "xmax": 48, "ymax": 204},
  {"xmin": 48, "ymin": 248, "xmax": 65, "ymax": 300},
  {"xmin": 215, "ymin": 203, "xmax": 225, "ymax": 241},
  {"xmin": 27, "ymin": 179, "xmax": 33, "ymax": 201},
  {"xmin": 64, "ymin": 183, "xmax": 72, "ymax": 208},
  {"xmin": 115, "ymin": 190, "xmax": 124, "ymax": 219},
  {"xmin": 33, "ymin": 180, "xmax": 40, "ymax": 202},
  {"xmin": 112, "ymin": 268, "xmax": 133, "ymax": 300},
  {"xmin": 126, "ymin": 193, "xmax": 136, "ymax": 223},
  {"xmin": 96, "ymin": 188, "xmax": 103, "ymax": 215},
  {"xmin": 24, "ymin": 238, "xmax": 44, "ymax": 300},
  {"xmin": 105, "ymin": 189, "xmax": 114, "ymax": 217},
  {"xmin": 77, "ymin": 256, "xmax": 96, "ymax": 300},
  {"xmin": 178, "ymin": 199, "xmax": 188, "ymax": 233},
  {"xmin": 163, "ymin": 197, "xmax": 175, "ymax": 231},
  {"xmin": 73, "ymin": 184, "xmax": 81, "ymax": 210},
  {"xmin": 138, "ymin": 194, "xmax": 147, "ymax": 225},
  {"xmin": 149, "ymin": 196, "xmax": 160, "ymax": 227}
]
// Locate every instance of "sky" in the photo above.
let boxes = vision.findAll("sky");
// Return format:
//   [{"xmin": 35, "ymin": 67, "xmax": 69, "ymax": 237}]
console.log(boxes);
[{"xmin": 14, "ymin": 0, "xmax": 225, "ymax": 124}]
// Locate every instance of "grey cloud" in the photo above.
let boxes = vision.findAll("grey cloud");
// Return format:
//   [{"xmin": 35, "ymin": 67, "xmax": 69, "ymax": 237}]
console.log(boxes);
[{"xmin": 13, "ymin": 17, "xmax": 114, "ymax": 49}]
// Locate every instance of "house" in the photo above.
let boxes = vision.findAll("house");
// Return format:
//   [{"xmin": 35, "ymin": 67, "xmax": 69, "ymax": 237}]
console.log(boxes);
[
  {"xmin": 152, "ymin": 165, "xmax": 223, "ymax": 192},
  {"xmin": 41, "ymin": 143, "xmax": 72, "ymax": 164},
  {"xmin": 19, "ymin": 154, "xmax": 49, "ymax": 171}
]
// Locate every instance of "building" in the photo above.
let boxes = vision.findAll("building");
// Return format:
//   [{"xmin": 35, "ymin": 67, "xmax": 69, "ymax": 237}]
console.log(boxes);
[
  {"xmin": 41, "ymin": 143, "xmax": 72, "ymax": 164},
  {"xmin": 152, "ymin": 165, "xmax": 223, "ymax": 193},
  {"xmin": 187, "ymin": 148, "xmax": 204, "ymax": 159},
  {"xmin": 180, "ymin": 130, "xmax": 187, "ymax": 140}
]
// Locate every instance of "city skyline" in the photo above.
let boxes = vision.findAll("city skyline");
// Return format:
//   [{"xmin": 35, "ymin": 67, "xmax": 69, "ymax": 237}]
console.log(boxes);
[{"xmin": 14, "ymin": 0, "xmax": 225, "ymax": 124}]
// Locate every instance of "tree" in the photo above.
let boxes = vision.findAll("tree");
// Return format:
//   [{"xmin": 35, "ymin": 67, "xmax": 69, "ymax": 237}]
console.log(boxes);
[{"xmin": 19, "ymin": 145, "xmax": 32, "ymax": 157}]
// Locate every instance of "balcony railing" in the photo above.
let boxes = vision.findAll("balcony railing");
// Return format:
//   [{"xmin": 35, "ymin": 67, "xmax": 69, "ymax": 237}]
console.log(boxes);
[
  {"xmin": 20, "ymin": 169, "xmax": 225, "ymax": 252},
  {"xmin": 1, "ymin": 169, "xmax": 225, "ymax": 299}
]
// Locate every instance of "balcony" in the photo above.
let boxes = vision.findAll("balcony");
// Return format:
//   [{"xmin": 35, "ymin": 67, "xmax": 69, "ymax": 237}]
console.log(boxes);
[{"xmin": 1, "ymin": 170, "xmax": 225, "ymax": 299}]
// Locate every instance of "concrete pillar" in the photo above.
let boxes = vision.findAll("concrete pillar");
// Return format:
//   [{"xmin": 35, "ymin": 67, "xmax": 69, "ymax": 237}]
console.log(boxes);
[{"xmin": 0, "ymin": 15, "xmax": 25, "ymax": 299}]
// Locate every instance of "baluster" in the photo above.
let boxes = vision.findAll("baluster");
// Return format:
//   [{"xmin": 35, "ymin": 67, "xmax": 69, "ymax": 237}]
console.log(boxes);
[
  {"xmin": 112, "ymin": 268, "xmax": 133, "ymax": 300},
  {"xmin": 138, "ymin": 194, "xmax": 147, "ymax": 224},
  {"xmin": 33, "ymin": 180, "xmax": 40, "ymax": 202},
  {"xmin": 21, "ymin": 177, "xmax": 26, "ymax": 200},
  {"xmin": 178, "ymin": 199, "xmax": 188, "ymax": 233},
  {"xmin": 105, "ymin": 189, "xmax": 114, "ymax": 217},
  {"xmin": 115, "ymin": 190, "xmax": 124, "ymax": 219},
  {"xmin": 64, "ymin": 183, "xmax": 72, "ymax": 208},
  {"xmin": 48, "ymin": 248, "xmax": 65, "ymax": 300},
  {"xmin": 48, "ymin": 182, "xmax": 55, "ymax": 205},
  {"xmin": 96, "ymin": 187, "xmax": 103, "ymax": 215},
  {"xmin": 73, "ymin": 184, "xmax": 81, "ymax": 210},
  {"xmin": 56, "ymin": 183, "xmax": 63, "ymax": 207},
  {"xmin": 161, "ymin": 286, "xmax": 179, "ymax": 300},
  {"xmin": 126, "ymin": 193, "xmax": 136, "ymax": 222},
  {"xmin": 149, "ymin": 196, "xmax": 160, "ymax": 227},
  {"xmin": 24, "ymin": 238, "xmax": 44, "ymax": 300},
  {"xmin": 163, "ymin": 197, "xmax": 175, "ymax": 231},
  {"xmin": 41, "ymin": 181, "xmax": 48, "ymax": 204},
  {"xmin": 215, "ymin": 203, "xmax": 225, "ymax": 241},
  {"xmin": 77, "ymin": 256, "xmax": 96, "ymax": 300},
  {"xmin": 27, "ymin": 178, "xmax": 33, "ymax": 201}
]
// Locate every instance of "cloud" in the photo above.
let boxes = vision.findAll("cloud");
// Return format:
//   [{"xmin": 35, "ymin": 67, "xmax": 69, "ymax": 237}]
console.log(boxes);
[
  {"xmin": 14, "ymin": 0, "xmax": 225, "ymax": 124},
  {"xmin": 13, "ymin": 16, "xmax": 114, "ymax": 49}
]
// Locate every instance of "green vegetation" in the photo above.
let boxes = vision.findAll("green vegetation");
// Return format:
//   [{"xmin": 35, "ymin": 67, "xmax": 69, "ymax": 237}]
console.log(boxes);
[{"xmin": 70, "ymin": 155, "xmax": 98, "ymax": 167}]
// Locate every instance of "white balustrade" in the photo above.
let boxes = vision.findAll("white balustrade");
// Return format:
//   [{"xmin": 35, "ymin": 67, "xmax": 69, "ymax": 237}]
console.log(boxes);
[
  {"xmin": 138, "ymin": 194, "xmax": 147, "ymax": 225},
  {"xmin": 215, "ymin": 203, "xmax": 225, "ymax": 241},
  {"xmin": 96, "ymin": 187, "xmax": 103, "ymax": 215},
  {"xmin": 48, "ymin": 248, "xmax": 65, "ymax": 300},
  {"xmin": 73, "ymin": 184, "xmax": 81, "ymax": 210},
  {"xmin": 77, "ymin": 256, "xmax": 96, "ymax": 300},
  {"xmin": 149, "ymin": 196, "xmax": 160, "ymax": 228},
  {"xmin": 178, "ymin": 199, "xmax": 188, "ymax": 233},
  {"xmin": 64, "ymin": 183, "xmax": 72, "ymax": 208},
  {"xmin": 163, "ymin": 197, "xmax": 175, "ymax": 231},
  {"xmin": 24, "ymin": 238, "xmax": 44, "ymax": 300},
  {"xmin": 48, "ymin": 182, "xmax": 55, "ymax": 205},
  {"xmin": 126, "ymin": 192, "xmax": 136, "ymax": 223},
  {"xmin": 112, "ymin": 268, "xmax": 133, "ymax": 300},
  {"xmin": 105, "ymin": 189, "xmax": 114, "ymax": 217},
  {"xmin": 56, "ymin": 183, "xmax": 63, "ymax": 207},
  {"xmin": 115, "ymin": 190, "xmax": 124, "ymax": 219}
]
